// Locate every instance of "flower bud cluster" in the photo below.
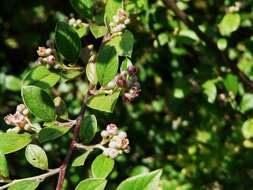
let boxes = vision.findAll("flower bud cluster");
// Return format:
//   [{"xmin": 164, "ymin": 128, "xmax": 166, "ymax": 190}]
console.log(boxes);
[
  {"xmin": 100, "ymin": 123, "xmax": 130, "ymax": 159},
  {"xmin": 109, "ymin": 9, "xmax": 130, "ymax": 35},
  {"xmin": 68, "ymin": 17, "xmax": 85, "ymax": 29},
  {"xmin": 4, "ymin": 104, "xmax": 32, "ymax": 133},
  {"xmin": 36, "ymin": 40, "xmax": 56, "ymax": 65},
  {"xmin": 105, "ymin": 65, "xmax": 140, "ymax": 102}
]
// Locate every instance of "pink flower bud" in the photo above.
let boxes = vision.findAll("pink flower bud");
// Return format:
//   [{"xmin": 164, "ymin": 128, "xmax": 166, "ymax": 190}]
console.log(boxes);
[
  {"xmin": 16, "ymin": 104, "xmax": 26, "ymax": 112},
  {"xmin": 118, "ymin": 9, "xmax": 127, "ymax": 19},
  {"xmin": 37, "ymin": 47, "xmax": 47, "ymax": 57},
  {"xmin": 46, "ymin": 55, "xmax": 56, "ymax": 65},
  {"xmin": 118, "ymin": 131, "xmax": 127, "ymax": 139},
  {"xmin": 121, "ymin": 138, "xmax": 129, "ymax": 149},
  {"xmin": 106, "ymin": 123, "xmax": 118, "ymax": 135},
  {"xmin": 127, "ymin": 65, "xmax": 137, "ymax": 75},
  {"xmin": 107, "ymin": 148, "xmax": 119, "ymax": 158},
  {"xmin": 101, "ymin": 130, "xmax": 110, "ymax": 138}
]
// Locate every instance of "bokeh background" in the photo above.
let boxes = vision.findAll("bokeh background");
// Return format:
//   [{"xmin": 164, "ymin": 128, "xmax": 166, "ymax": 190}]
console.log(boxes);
[{"xmin": 1, "ymin": 0, "xmax": 253, "ymax": 189}]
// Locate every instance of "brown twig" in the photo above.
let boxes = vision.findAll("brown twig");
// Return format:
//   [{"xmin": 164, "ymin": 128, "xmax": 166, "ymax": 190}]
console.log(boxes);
[
  {"xmin": 162, "ymin": 0, "xmax": 253, "ymax": 91},
  {"xmin": 56, "ymin": 85, "xmax": 92, "ymax": 190}
]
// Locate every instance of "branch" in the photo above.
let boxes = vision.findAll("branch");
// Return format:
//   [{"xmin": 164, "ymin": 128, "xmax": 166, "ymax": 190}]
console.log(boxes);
[
  {"xmin": 74, "ymin": 142, "xmax": 106, "ymax": 151},
  {"xmin": 162, "ymin": 0, "xmax": 253, "ymax": 91},
  {"xmin": 56, "ymin": 84, "xmax": 92, "ymax": 190},
  {"xmin": 0, "ymin": 168, "xmax": 60, "ymax": 190}
]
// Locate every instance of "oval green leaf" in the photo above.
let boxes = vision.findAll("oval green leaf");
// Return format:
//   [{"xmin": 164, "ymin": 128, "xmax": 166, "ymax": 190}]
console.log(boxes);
[
  {"xmin": 0, "ymin": 132, "xmax": 32, "ymax": 154},
  {"xmin": 218, "ymin": 13, "xmax": 240, "ymax": 36},
  {"xmin": 80, "ymin": 115, "xmax": 98, "ymax": 143},
  {"xmin": 8, "ymin": 180, "xmax": 39, "ymax": 190},
  {"xmin": 91, "ymin": 154, "xmax": 115, "ymax": 178},
  {"xmin": 96, "ymin": 46, "xmax": 118, "ymax": 86},
  {"xmin": 25, "ymin": 66, "xmax": 60, "ymax": 89},
  {"xmin": 0, "ymin": 151, "xmax": 9, "ymax": 177},
  {"xmin": 90, "ymin": 24, "xmax": 107, "ymax": 39},
  {"xmin": 70, "ymin": 0, "xmax": 93, "ymax": 19},
  {"xmin": 38, "ymin": 122, "xmax": 71, "ymax": 143},
  {"xmin": 25, "ymin": 144, "xmax": 48, "ymax": 170},
  {"xmin": 116, "ymin": 169, "xmax": 162, "ymax": 190},
  {"xmin": 21, "ymin": 85, "xmax": 55, "ymax": 121},
  {"xmin": 55, "ymin": 22, "xmax": 81, "ymax": 61},
  {"xmin": 105, "ymin": 0, "xmax": 122, "ymax": 25},
  {"xmin": 75, "ymin": 178, "xmax": 107, "ymax": 190},
  {"xmin": 242, "ymin": 119, "xmax": 253, "ymax": 139},
  {"xmin": 72, "ymin": 151, "xmax": 91, "ymax": 167},
  {"xmin": 87, "ymin": 90, "xmax": 120, "ymax": 113}
]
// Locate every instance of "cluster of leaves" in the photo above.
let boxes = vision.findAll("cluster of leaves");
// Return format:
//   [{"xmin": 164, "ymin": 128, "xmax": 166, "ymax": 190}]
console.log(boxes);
[{"xmin": 2, "ymin": 0, "xmax": 253, "ymax": 190}]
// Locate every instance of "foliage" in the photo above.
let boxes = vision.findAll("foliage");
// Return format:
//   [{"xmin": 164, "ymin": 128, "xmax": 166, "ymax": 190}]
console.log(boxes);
[{"xmin": 1, "ymin": 0, "xmax": 253, "ymax": 190}]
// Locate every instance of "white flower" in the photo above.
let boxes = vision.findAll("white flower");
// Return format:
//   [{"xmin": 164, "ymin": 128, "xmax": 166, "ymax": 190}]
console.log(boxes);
[
  {"xmin": 101, "ymin": 130, "xmax": 110, "ymax": 138},
  {"xmin": 118, "ymin": 131, "xmax": 127, "ymax": 139},
  {"xmin": 106, "ymin": 123, "xmax": 118, "ymax": 135}
]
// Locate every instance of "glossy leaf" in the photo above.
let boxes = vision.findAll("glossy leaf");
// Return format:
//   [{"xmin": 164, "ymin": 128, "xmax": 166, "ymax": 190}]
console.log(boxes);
[
  {"xmin": 5, "ymin": 75, "xmax": 21, "ymax": 91},
  {"xmin": 75, "ymin": 178, "xmax": 107, "ymax": 190},
  {"xmin": 8, "ymin": 180, "xmax": 39, "ymax": 190},
  {"xmin": 55, "ymin": 22, "xmax": 81, "ymax": 61},
  {"xmin": 25, "ymin": 144, "xmax": 48, "ymax": 170},
  {"xmin": 218, "ymin": 13, "xmax": 240, "ymax": 36},
  {"xmin": 202, "ymin": 80, "xmax": 217, "ymax": 103},
  {"xmin": 72, "ymin": 151, "xmax": 91, "ymax": 167},
  {"xmin": 87, "ymin": 90, "xmax": 120, "ymax": 113},
  {"xmin": 240, "ymin": 93, "xmax": 253, "ymax": 113},
  {"xmin": 96, "ymin": 46, "xmax": 118, "ymax": 86},
  {"xmin": 90, "ymin": 24, "xmax": 107, "ymax": 39},
  {"xmin": 86, "ymin": 62, "xmax": 98, "ymax": 85},
  {"xmin": 92, "ymin": 154, "xmax": 115, "ymax": 178},
  {"xmin": 25, "ymin": 66, "xmax": 60, "ymax": 89},
  {"xmin": 70, "ymin": 0, "xmax": 93, "ymax": 19},
  {"xmin": 0, "ymin": 151, "xmax": 9, "ymax": 177},
  {"xmin": 242, "ymin": 119, "xmax": 253, "ymax": 139},
  {"xmin": 116, "ymin": 169, "xmax": 162, "ymax": 190},
  {"xmin": 0, "ymin": 132, "xmax": 32, "ymax": 154},
  {"xmin": 223, "ymin": 74, "xmax": 238, "ymax": 94},
  {"xmin": 80, "ymin": 115, "xmax": 98, "ymax": 143},
  {"xmin": 22, "ymin": 86, "xmax": 55, "ymax": 121},
  {"xmin": 108, "ymin": 30, "xmax": 134, "ymax": 57},
  {"xmin": 105, "ymin": 0, "xmax": 122, "ymax": 25},
  {"xmin": 38, "ymin": 122, "xmax": 71, "ymax": 143}
]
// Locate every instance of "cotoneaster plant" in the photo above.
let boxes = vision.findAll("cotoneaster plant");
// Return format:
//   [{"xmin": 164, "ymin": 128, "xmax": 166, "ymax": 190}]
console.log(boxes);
[{"xmin": 0, "ymin": 0, "xmax": 162, "ymax": 190}]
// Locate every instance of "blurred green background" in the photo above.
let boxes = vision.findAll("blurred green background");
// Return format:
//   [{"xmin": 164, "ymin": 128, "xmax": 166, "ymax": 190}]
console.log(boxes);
[{"xmin": 1, "ymin": 0, "xmax": 253, "ymax": 189}]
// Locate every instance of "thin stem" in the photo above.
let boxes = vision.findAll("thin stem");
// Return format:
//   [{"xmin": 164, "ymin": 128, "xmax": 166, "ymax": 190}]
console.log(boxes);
[
  {"xmin": 56, "ymin": 84, "xmax": 93, "ymax": 190},
  {"xmin": 0, "ymin": 168, "xmax": 60, "ymax": 190},
  {"xmin": 74, "ymin": 143, "xmax": 106, "ymax": 151},
  {"xmin": 162, "ymin": 0, "xmax": 253, "ymax": 91}
]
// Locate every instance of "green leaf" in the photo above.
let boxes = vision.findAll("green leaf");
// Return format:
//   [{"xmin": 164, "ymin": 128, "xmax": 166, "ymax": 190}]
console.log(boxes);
[
  {"xmin": 54, "ymin": 97, "xmax": 69, "ymax": 120},
  {"xmin": 217, "ymin": 38, "xmax": 227, "ymax": 51},
  {"xmin": 21, "ymin": 85, "xmax": 55, "ymax": 121},
  {"xmin": 87, "ymin": 90, "xmax": 120, "ymax": 113},
  {"xmin": 80, "ymin": 115, "xmax": 98, "ymax": 143},
  {"xmin": 92, "ymin": 154, "xmax": 115, "ymax": 178},
  {"xmin": 108, "ymin": 30, "xmax": 134, "ymax": 57},
  {"xmin": 72, "ymin": 151, "xmax": 91, "ymax": 167},
  {"xmin": 105, "ymin": 0, "xmax": 122, "ymax": 25},
  {"xmin": 120, "ymin": 58, "xmax": 132, "ymax": 72},
  {"xmin": 116, "ymin": 169, "xmax": 162, "ymax": 190},
  {"xmin": 240, "ymin": 93, "xmax": 253, "ymax": 113},
  {"xmin": 8, "ymin": 180, "xmax": 40, "ymax": 190},
  {"xmin": 76, "ymin": 24, "xmax": 89, "ymax": 38},
  {"xmin": 0, "ymin": 132, "xmax": 32, "ymax": 154},
  {"xmin": 75, "ymin": 178, "xmax": 107, "ymax": 190},
  {"xmin": 61, "ymin": 70, "xmax": 82, "ymax": 82},
  {"xmin": 242, "ymin": 119, "xmax": 253, "ymax": 139},
  {"xmin": 5, "ymin": 75, "xmax": 21, "ymax": 91},
  {"xmin": 55, "ymin": 22, "xmax": 81, "ymax": 61},
  {"xmin": 25, "ymin": 66, "xmax": 60, "ymax": 89},
  {"xmin": 25, "ymin": 144, "xmax": 48, "ymax": 170},
  {"xmin": 202, "ymin": 80, "xmax": 217, "ymax": 103},
  {"xmin": 90, "ymin": 24, "xmax": 107, "ymax": 39},
  {"xmin": 218, "ymin": 13, "xmax": 240, "ymax": 36},
  {"xmin": 70, "ymin": 0, "xmax": 93, "ymax": 19},
  {"xmin": 223, "ymin": 74, "xmax": 239, "ymax": 94},
  {"xmin": 0, "ymin": 151, "xmax": 9, "ymax": 177},
  {"xmin": 38, "ymin": 122, "xmax": 71, "ymax": 143},
  {"xmin": 96, "ymin": 46, "xmax": 118, "ymax": 86}
]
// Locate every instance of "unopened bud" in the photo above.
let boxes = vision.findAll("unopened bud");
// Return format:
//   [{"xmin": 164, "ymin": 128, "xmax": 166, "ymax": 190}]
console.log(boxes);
[
  {"xmin": 106, "ymin": 123, "xmax": 118, "ymax": 135},
  {"xmin": 17, "ymin": 104, "xmax": 26, "ymax": 112},
  {"xmin": 127, "ymin": 66, "xmax": 137, "ymax": 75},
  {"xmin": 46, "ymin": 55, "xmax": 56, "ymax": 65},
  {"xmin": 37, "ymin": 47, "xmax": 47, "ymax": 57},
  {"xmin": 22, "ymin": 109, "xmax": 29, "ymax": 116},
  {"xmin": 101, "ymin": 130, "xmax": 110, "ymax": 138},
  {"xmin": 118, "ymin": 131, "xmax": 127, "ymax": 139}
]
